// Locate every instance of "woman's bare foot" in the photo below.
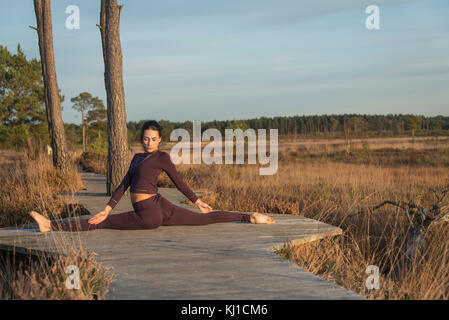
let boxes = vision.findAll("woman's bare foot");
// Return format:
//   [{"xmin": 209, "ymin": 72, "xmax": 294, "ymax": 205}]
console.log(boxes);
[
  {"xmin": 29, "ymin": 210, "xmax": 51, "ymax": 233},
  {"xmin": 250, "ymin": 212, "xmax": 276, "ymax": 224}
]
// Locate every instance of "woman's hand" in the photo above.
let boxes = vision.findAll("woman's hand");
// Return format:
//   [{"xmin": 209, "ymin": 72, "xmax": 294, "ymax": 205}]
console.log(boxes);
[
  {"xmin": 195, "ymin": 199, "xmax": 213, "ymax": 214},
  {"xmin": 88, "ymin": 210, "xmax": 109, "ymax": 225}
]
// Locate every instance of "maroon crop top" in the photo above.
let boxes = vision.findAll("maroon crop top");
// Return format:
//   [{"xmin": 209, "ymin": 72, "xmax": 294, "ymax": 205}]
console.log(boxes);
[{"xmin": 106, "ymin": 150, "xmax": 198, "ymax": 210}]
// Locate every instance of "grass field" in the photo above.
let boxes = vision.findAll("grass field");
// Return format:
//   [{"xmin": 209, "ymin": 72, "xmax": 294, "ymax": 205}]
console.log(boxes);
[{"xmin": 0, "ymin": 149, "xmax": 114, "ymax": 299}]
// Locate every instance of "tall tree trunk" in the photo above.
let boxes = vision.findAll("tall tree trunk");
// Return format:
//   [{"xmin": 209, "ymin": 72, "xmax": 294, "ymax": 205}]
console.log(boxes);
[
  {"xmin": 82, "ymin": 109, "xmax": 86, "ymax": 152},
  {"xmin": 33, "ymin": 0, "xmax": 70, "ymax": 171},
  {"xmin": 99, "ymin": 0, "xmax": 129, "ymax": 196}
]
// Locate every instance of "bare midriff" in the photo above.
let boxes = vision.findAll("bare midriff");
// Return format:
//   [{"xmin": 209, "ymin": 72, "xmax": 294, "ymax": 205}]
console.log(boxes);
[{"xmin": 130, "ymin": 192, "xmax": 157, "ymax": 204}]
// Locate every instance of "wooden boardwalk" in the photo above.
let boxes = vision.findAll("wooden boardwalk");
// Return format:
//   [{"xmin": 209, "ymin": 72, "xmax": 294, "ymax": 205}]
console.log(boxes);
[{"xmin": 0, "ymin": 168, "xmax": 362, "ymax": 299}]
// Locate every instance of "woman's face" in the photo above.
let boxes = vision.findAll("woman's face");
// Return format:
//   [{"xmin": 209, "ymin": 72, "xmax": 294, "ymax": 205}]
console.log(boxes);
[{"xmin": 142, "ymin": 129, "xmax": 161, "ymax": 153}]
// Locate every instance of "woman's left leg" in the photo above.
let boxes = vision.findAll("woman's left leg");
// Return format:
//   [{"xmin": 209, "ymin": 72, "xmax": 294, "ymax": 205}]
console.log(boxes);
[{"xmin": 161, "ymin": 197, "xmax": 251, "ymax": 226}]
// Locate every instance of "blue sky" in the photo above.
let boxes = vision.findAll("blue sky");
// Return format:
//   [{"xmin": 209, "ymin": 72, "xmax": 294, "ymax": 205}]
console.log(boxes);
[{"xmin": 1, "ymin": 0, "xmax": 448, "ymax": 125}]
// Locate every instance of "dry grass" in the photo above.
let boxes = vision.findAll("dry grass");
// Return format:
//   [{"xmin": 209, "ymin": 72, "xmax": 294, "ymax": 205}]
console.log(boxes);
[
  {"xmin": 280, "ymin": 138, "xmax": 449, "ymax": 167},
  {"xmin": 0, "ymin": 149, "xmax": 86, "ymax": 227},
  {"xmin": 0, "ymin": 246, "xmax": 114, "ymax": 300},
  {"xmin": 0, "ymin": 148, "xmax": 115, "ymax": 300},
  {"xmin": 279, "ymin": 136, "xmax": 449, "ymax": 156},
  {"xmin": 173, "ymin": 152, "xmax": 449, "ymax": 299},
  {"xmin": 79, "ymin": 151, "xmax": 108, "ymax": 175}
]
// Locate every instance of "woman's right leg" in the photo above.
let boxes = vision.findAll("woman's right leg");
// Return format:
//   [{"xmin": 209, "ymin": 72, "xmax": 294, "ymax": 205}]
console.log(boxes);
[
  {"xmin": 50, "ymin": 199, "xmax": 164, "ymax": 231},
  {"xmin": 50, "ymin": 211, "xmax": 149, "ymax": 231}
]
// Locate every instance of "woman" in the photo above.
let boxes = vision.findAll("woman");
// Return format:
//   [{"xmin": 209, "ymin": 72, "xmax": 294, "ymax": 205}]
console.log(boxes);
[{"xmin": 29, "ymin": 120, "xmax": 276, "ymax": 232}]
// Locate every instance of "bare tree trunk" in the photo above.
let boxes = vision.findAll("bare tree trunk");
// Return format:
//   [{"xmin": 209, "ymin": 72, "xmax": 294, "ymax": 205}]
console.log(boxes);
[
  {"xmin": 33, "ymin": 0, "xmax": 70, "ymax": 171},
  {"xmin": 81, "ymin": 109, "xmax": 86, "ymax": 152},
  {"xmin": 99, "ymin": 0, "xmax": 129, "ymax": 196}
]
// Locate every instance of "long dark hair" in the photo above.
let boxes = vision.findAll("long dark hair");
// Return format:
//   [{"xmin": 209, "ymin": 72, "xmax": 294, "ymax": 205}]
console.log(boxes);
[{"xmin": 140, "ymin": 120, "xmax": 163, "ymax": 142}]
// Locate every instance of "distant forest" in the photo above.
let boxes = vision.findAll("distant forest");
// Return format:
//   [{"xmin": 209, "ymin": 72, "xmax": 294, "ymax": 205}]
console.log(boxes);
[
  {"xmin": 32, "ymin": 114, "xmax": 449, "ymax": 153},
  {"xmin": 120, "ymin": 114, "xmax": 449, "ymax": 145},
  {"xmin": 131, "ymin": 114, "xmax": 449, "ymax": 140}
]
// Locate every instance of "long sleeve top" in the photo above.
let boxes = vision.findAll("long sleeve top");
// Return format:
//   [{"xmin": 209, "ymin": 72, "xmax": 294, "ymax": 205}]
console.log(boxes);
[{"xmin": 106, "ymin": 150, "xmax": 198, "ymax": 210}]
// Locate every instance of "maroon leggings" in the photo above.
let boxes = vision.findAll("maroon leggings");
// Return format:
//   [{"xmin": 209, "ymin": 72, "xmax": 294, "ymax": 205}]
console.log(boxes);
[{"xmin": 50, "ymin": 193, "xmax": 251, "ymax": 231}]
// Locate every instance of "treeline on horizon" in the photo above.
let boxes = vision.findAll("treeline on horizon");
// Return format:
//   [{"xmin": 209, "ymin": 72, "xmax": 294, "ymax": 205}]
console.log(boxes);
[
  {"xmin": 71, "ymin": 114, "xmax": 449, "ymax": 152},
  {"xmin": 64, "ymin": 114, "xmax": 444, "ymax": 153},
  {"xmin": 9, "ymin": 109, "xmax": 449, "ymax": 153},
  {"xmin": 123, "ymin": 113, "xmax": 449, "ymax": 143}
]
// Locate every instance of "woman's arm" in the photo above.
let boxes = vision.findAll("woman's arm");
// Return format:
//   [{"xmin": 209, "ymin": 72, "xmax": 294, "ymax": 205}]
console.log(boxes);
[
  {"xmin": 105, "ymin": 154, "xmax": 137, "ymax": 210},
  {"xmin": 160, "ymin": 152, "xmax": 199, "ymax": 204}
]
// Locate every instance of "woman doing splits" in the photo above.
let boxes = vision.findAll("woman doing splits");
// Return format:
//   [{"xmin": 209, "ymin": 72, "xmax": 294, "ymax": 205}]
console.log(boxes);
[{"xmin": 29, "ymin": 120, "xmax": 275, "ymax": 232}]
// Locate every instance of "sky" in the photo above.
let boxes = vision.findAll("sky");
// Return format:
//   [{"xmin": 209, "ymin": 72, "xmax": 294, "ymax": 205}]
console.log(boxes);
[{"xmin": 1, "ymin": 0, "xmax": 448, "ymax": 125}]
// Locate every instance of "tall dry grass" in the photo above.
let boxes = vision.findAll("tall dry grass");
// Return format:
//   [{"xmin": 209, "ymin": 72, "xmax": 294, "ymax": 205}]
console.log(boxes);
[
  {"xmin": 280, "ymin": 136, "xmax": 449, "ymax": 156},
  {"xmin": 79, "ymin": 151, "xmax": 108, "ymax": 175},
  {"xmin": 175, "ymin": 157, "xmax": 449, "ymax": 299},
  {"xmin": 0, "ymin": 246, "xmax": 114, "ymax": 299},
  {"xmin": 0, "ymin": 149, "xmax": 86, "ymax": 227},
  {"xmin": 0, "ymin": 148, "xmax": 115, "ymax": 299}
]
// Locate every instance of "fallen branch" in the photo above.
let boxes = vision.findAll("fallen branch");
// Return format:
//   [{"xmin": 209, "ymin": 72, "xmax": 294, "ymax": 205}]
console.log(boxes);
[{"xmin": 347, "ymin": 184, "xmax": 449, "ymax": 260}]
